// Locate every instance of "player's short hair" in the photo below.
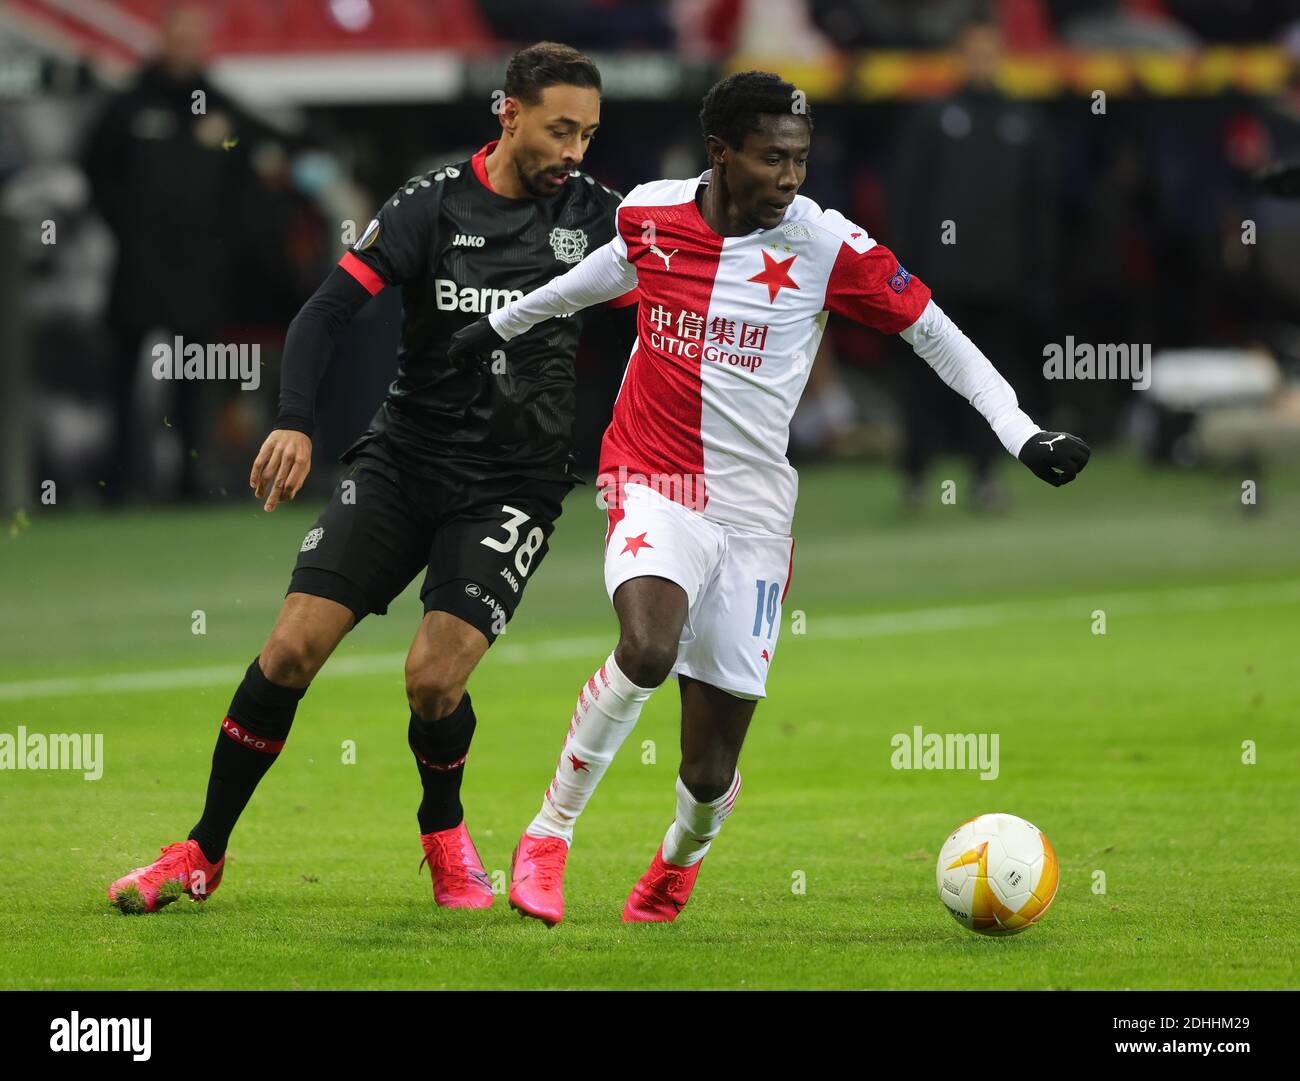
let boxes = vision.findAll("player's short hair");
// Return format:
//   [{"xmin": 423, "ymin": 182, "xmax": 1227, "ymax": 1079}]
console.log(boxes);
[
  {"xmin": 698, "ymin": 70, "xmax": 813, "ymax": 152},
  {"xmin": 504, "ymin": 42, "xmax": 602, "ymax": 106}
]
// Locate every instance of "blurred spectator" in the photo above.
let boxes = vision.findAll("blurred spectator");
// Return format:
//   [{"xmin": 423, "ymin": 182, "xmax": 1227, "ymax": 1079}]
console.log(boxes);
[
  {"xmin": 1059, "ymin": 0, "xmax": 1198, "ymax": 50},
  {"xmin": 730, "ymin": 0, "xmax": 834, "ymax": 61},
  {"xmin": 476, "ymin": 1, "xmax": 676, "ymax": 49},
  {"xmin": 810, "ymin": 0, "xmax": 982, "ymax": 49},
  {"xmin": 82, "ymin": 3, "xmax": 263, "ymax": 502},
  {"xmin": 889, "ymin": 14, "xmax": 1057, "ymax": 510}
]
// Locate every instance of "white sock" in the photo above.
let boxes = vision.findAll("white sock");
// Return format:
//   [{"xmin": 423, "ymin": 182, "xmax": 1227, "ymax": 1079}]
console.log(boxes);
[
  {"xmin": 527, "ymin": 652, "xmax": 655, "ymax": 844},
  {"xmin": 661, "ymin": 771, "xmax": 741, "ymax": 867}
]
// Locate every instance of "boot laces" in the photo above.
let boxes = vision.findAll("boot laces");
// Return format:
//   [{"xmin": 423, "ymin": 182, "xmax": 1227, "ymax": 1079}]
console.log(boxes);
[{"xmin": 527, "ymin": 838, "xmax": 568, "ymax": 890}]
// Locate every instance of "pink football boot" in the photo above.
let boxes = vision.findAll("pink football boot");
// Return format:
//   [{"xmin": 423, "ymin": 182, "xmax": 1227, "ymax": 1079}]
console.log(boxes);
[
  {"xmin": 508, "ymin": 833, "xmax": 569, "ymax": 926},
  {"xmin": 419, "ymin": 821, "xmax": 494, "ymax": 909},
  {"xmin": 623, "ymin": 845, "xmax": 702, "ymax": 922},
  {"xmin": 108, "ymin": 839, "xmax": 225, "ymax": 914}
]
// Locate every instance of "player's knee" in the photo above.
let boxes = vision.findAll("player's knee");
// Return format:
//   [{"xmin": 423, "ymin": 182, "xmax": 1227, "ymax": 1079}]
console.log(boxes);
[
  {"xmin": 678, "ymin": 767, "xmax": 733, "ymax": 804},
  {"xmin": 259, "ymin": 631, "xmax": 325, "ymax": 689},
  {"xmin": 405, "ymin": 665, "xmax": 465, "ymax": 723},
  {"xmin": 614, "ymin": 634, "xmax": 677, "ymax": 689}
]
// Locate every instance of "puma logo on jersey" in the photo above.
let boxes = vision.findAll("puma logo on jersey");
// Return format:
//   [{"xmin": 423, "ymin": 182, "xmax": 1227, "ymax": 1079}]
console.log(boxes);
[
  {"xmin": 650, "ymin": 244, "xmax": 679, "ymax": 270},
  {"xmin": 452, "ymin": 233, "xmax": 485, "ymax": 247},
  {"xmin": 1039, "ymin": 434, "xmax": 1067, "ymax": 450}
]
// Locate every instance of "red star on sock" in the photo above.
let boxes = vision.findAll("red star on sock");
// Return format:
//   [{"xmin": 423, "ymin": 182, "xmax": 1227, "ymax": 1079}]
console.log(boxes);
[
  {"xmin": 568, "ymin": 753, "xmax": 590, "ymax": 772},
  {"xmin": 621, "ymin": 531, "xmax": 653, "ymax": 557},
  {"xmin": 748, "ymin": 250, "xmax": 800, "ymax": 303}
]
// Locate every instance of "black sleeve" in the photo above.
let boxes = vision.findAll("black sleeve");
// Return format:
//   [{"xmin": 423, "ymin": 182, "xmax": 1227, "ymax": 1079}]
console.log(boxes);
[
  {"xmin": 274, "ymin": 264, "xmax": 375, "ymax": 435},
  {"xmin": 604, "ymin": 297, "xmax": 639, "ymax": 361},
  {"xmin": 348, "ymin": 173, "xmax": 441, "ymax": 288}
]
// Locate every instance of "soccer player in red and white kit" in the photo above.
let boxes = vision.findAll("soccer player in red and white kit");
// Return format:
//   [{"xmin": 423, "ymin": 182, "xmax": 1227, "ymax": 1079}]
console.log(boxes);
[{"xmin": 450, "ymin": 71, "xmax": 1090, "ymax": 925}]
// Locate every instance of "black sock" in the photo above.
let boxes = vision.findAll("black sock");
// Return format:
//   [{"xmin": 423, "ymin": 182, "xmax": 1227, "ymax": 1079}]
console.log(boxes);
[
  {"xmin": 188, "ymin": 657, "xmax": 306, "ymax": 862},
  {"xmin": 409, "ymin": 692, "xmax": 476, "ymax": 834}
]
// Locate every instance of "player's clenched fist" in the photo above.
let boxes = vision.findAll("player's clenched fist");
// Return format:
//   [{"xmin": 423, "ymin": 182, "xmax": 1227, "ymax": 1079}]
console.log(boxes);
[
  {"xmin": 1018, "ymin": 431, "xmax": 1091, "ymax": 487},
  {"xmin": 250, "ymin": 429, "xmax": 312, "ymax": 511}
]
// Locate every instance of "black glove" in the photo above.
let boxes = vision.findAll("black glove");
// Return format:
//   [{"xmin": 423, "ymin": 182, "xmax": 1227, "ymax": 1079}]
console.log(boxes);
[
  {"xmin": 1018, "ymin": 431, "xmax": 1091, "ymax": 487},
  {"xmin": 446, "ymin": 316, "xmax": 506, "ymax": 373}
]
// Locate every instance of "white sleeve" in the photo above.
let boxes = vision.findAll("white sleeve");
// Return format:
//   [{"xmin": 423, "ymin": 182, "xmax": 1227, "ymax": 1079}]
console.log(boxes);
[
  {"xmin": 899, "ymin": 299, "xmax": 1040, "ymax": 457},
  {"xmin": 489, "ymin": 234, "xmax": 637, "ymax": 341}
]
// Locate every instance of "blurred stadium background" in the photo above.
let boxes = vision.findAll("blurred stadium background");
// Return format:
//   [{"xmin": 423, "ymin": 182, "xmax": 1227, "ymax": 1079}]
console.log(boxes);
[{"xmin": 3, "ymin": 0, "xmax": 1300, "ymax": 513}]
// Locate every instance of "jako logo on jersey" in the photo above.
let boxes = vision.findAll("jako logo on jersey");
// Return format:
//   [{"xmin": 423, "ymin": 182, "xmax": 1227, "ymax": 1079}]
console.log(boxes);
[
  {"xmin": 499, "ymin": 566, "xmax": 520, "ymax": 594},
  {"xmin": 887, "ymin": 264, "xmax": 913, "ymax": 293},
  {"xmin": 549, "ymin": 226, "xmax": 588, "ymax": 264},
  {"xmin": 452, "ymin": 233, "xmax": 485, "ymax": 247},
  {"xmin": 435, "ymin": 278, "xmax": 523, "ymax": 314}
]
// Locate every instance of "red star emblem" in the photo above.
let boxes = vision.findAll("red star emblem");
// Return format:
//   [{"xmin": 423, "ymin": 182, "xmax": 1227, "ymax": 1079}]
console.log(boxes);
[
  {"xmin": 621, "ymin": 532, "xmax": 653, "ymax": 557},
  {"xmin": 748, "ymin": 250, "xmax": 799, "ymax": 303},
  {"xmin": 568, "ymin": 753, "xmax": 590, "ymax": 772}
]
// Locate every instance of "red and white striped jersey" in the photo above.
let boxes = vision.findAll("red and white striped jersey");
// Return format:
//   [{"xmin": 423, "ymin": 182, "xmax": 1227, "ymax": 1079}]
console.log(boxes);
[{"xmin": 492, "ymin": 169, "xmax": 1037, "ymax": 535}]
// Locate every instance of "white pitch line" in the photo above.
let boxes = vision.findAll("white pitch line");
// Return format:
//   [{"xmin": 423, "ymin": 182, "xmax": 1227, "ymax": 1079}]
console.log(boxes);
[{"xmin": 1, "ymin": 580, "xmax": 1296, "ymax": 703}]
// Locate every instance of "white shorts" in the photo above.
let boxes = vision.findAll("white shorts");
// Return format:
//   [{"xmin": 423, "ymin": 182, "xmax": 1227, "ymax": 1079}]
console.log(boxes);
[{"xmin": 602, "ymin": 483, "xmax": 795, "ymax": 700}]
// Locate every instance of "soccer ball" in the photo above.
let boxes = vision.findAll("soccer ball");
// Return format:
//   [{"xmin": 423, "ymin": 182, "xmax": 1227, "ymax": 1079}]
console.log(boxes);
[{"xmin": 936, "ymin": 813, "xmax": 1059, "ymax": 935}]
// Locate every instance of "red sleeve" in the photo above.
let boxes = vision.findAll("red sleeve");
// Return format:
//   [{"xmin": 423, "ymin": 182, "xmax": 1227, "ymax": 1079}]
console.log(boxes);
[
  {"xmin": 824, "ymin": 242, "xmax": 930, "ymax": 335},
  {"xmin": 339, "ymin": 251, "xmax": 386, "ymax": 296},
  {"xmin": 605, "ymin": 285, "xmax": 639, "ymax": 309}
]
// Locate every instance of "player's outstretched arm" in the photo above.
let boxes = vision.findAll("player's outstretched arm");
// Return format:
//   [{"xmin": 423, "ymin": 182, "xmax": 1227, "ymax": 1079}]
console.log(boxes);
[
  {"xmin": 900, "ymin": 299, "xmax": 1091, "ymax": 487},
  {"xmin": 446, "ymin": 236, "xmax": 638, "ymax": 370},
  {"xmin": 250, "ymin": 264, "xmax": 375, "ymax": 511}
]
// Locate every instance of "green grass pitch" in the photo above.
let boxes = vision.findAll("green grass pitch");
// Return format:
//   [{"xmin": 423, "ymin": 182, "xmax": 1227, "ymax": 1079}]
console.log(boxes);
[{"xmin": 1, "ymin": 454, "xmax": 1297, "ymax": 989}]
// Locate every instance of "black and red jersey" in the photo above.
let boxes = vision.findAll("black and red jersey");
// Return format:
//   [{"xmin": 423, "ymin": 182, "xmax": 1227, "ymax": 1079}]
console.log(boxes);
[{"xmin": 339, "ymin": 140, "xmax": 634, "ymax": 484}]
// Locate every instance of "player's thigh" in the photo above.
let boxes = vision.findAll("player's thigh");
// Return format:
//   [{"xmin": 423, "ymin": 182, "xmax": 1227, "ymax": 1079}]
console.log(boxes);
[
  {"xmin": 611, "ymin": 576, "xmax": 689, "ymax": 680},
  {"xmin": 404, "ymin": 610, "xmax": 491, "ymax": 720},
  {"xmin": 422, "ymin": 479, "xmax": 569, "ymax": 645},
  {"xmin": 604, "ymin": 483, "xmax": 724, "ymax": 681},
  {"xmin": 288, "ymin": 453, "xmax": 432, "ymax": 624},
  {"xmin": 259, "ymin": 592, "xmax": 355, "ymax": 688},
  {"xmin": 673, "ymin": 530, "xmax": 795, "ymax": 701}
]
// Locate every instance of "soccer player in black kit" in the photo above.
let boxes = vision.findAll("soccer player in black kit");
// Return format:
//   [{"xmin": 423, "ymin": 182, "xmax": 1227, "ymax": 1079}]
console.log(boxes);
[{"xmin": 107, "ymin": 42, "xmax": 637, "ymax": 913}]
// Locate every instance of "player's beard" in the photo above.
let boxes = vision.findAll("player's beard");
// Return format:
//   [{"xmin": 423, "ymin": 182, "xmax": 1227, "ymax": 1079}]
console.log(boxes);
[{"xmin": 515, "ymin": 155, "xmax": 570, "ymax": 199}]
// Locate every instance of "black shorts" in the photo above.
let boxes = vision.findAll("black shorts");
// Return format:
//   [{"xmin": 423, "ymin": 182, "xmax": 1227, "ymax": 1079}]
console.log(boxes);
[{"xmin": 288, "ymin": 440, "xmax": 570, "ymax": 642}]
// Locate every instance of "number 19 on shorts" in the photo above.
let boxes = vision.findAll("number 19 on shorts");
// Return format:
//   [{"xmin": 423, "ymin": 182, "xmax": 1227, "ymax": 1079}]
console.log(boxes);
[{"xmin": 752, "ymin": 578, "xmax": 781, "ymax": 638}]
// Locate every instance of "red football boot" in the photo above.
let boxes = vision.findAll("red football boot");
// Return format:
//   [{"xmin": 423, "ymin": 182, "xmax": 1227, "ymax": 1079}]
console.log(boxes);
[
  {"xmin": 419, "ymin": 821, "xmax": 494, "ymax": 909},
  {"xmin": 108, "ymin": 839, "xmax": 224, "ymax": 914},
  {"xmin": 623, "ymin": 845, "xmax": 702, "ymax": 923},
  {"xmin": 508, "ymin": 833, "xmax": 569, "ymax": 926}
]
